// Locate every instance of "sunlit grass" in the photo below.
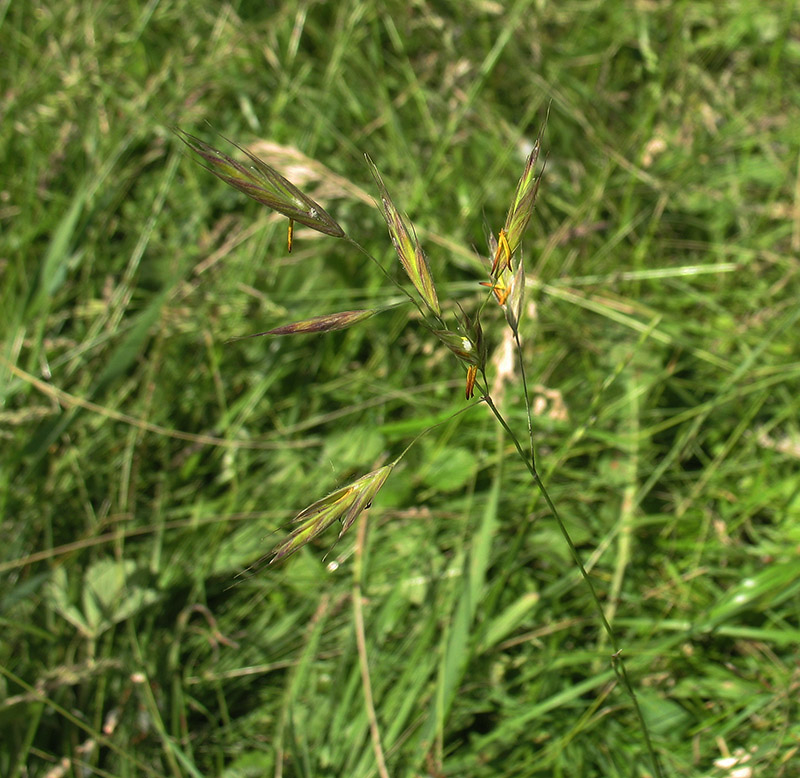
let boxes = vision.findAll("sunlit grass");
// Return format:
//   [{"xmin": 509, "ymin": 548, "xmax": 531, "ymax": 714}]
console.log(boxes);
[{"xmin": 2, "ymin": 1, "xmax": 799, "ymax": 777}]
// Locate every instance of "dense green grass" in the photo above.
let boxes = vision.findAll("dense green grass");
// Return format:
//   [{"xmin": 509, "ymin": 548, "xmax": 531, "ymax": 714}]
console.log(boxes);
[{"xmin": 3, "ymin": 1, "xmax": 800, "ymax": 776}]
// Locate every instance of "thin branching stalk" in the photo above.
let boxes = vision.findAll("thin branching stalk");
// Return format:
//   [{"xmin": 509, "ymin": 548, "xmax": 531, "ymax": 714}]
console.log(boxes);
[{"xmin": 344, "ymin": 235, "xmax": 448, "ymax": 331}]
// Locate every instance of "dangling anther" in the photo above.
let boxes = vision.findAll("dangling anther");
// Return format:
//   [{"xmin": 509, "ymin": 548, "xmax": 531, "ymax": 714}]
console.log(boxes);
[
  {"xmin": 480, "ymin": 280, "xmax": 510, "ymax": 306},
  {"xmin": 465, "ymin": 365, "xmax": 478, "ymax": 400},
  {"xmin": 287, "ymin": 219, "xmax": 294, "ymax": 253}
]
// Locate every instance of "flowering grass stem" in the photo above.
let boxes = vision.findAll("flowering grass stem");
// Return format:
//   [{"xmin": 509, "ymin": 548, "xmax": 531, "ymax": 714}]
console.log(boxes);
[{"xmin": 180, "ymin": 125, "xmax": 664, "ymax": 777}]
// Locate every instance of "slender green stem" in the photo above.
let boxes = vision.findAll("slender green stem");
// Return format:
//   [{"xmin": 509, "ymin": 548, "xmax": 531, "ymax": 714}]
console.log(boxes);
[
  {"xmin": 394, "ymin": 402, "xmax": 479, "ymax": 463},
  {"xmin": 512, "ymin": 330, "xmax": 536, "ymax": 472},
  {"xmin": 352, "ymin": 514, "xmax": 392, "ymax": 778},
  {"xmin": 480, "ymin": 391, "xmax": 663, "ymax": 778}
]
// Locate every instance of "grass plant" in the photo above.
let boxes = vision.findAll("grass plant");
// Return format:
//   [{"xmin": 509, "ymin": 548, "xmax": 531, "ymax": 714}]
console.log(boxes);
[
  {"xmin": 3, "ymin": 1, "xmax": 800, "ymax": 777},
  {"xmin": 176, "ymin": 119, "xmax": 668, "ymax": 775}
]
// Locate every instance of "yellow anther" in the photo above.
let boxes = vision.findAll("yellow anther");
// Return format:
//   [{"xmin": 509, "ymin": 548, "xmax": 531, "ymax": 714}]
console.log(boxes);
[{"xmin": 490, "ymin": 228, "xmax": 511, "ymax": 275}]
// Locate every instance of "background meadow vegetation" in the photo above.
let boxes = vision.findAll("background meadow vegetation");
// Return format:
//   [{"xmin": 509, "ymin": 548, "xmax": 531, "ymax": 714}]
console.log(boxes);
[{"xmin": 2, "ymin": 1, "xmax": 800, "ymax": 776}]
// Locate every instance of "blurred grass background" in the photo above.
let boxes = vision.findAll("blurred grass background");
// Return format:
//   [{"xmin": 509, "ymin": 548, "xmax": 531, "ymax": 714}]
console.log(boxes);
[{"xmin": 2, "ymin": 1, "xmax": 800, "ymax": 776}]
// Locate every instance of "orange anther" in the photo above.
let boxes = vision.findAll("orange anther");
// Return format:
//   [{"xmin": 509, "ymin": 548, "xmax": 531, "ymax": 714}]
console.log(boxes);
[
  {"xmin": 465, "ymin": 365, "xmax": 478, "ymax": 399},
  {"xmin": 480, "ymin": 280, "xmax": 510, "ymax": 306}
]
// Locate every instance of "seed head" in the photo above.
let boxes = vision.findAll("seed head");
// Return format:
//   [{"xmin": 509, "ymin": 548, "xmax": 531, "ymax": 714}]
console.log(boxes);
[
  {"xmin": 502, "ymin": 139, "xmax": 544, "ymax": 258},
  {"xmin": 366, "ymin": 156, "xmax": 441, "ymax": 317},
  {"xmin": 433, "ymin": 329, "xmax": 482, "ymax": 366},
  {"xmin": 227, "ymin": 309, "xmax": 378, "ymax": 341},
  {"xmin": 270, "ymin": 465, "xmax": 394, "ymax": 563},
  {"xmin": 434, "ymin": 310, "xmax": 487, "ymax": 399},
  {"xmin": 175, "ymin": 128, "xmax": 345, "ymax": 239}
]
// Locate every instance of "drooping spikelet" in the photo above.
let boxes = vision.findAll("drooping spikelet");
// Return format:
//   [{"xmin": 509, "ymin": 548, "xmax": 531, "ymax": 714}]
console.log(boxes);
[
  {"xmin": 227, "ymin": 309, "xmax": 378, "ymax": 342},
  {"xmin": 433, "ymin": 310, "xmax": 487, "ymax": 399},
  {"xmin": 175, "ymin": 129, "xmax": 345, "ymax": 239},
  {"xmin": 270, "ymin": 465, "xmax": 394, "ymax": 563}
]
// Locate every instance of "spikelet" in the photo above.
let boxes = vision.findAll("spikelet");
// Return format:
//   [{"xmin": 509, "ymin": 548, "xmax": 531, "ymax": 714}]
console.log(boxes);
[
  {"xmin": 175, "ymin": 129, "xmax": 344, "ymax": 238},
  {"xmin": 502, "ymin": 139, "xmax": 544, "ymax": 258},
  {"xmin": 227, "ymin": 309, "xmax": 378, "ymax": 342},
  {"xmin": 270, "ymin": 465, "xmax": 394, "ymax": 563},
  {"xmin": 366, "ymin": 156, "xmax": 441, "ymax": 317}
]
